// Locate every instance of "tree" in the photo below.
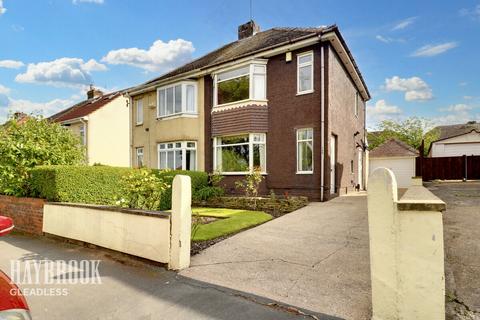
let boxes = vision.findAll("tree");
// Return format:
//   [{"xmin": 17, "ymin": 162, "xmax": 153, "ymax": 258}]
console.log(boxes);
[
  {"xmin": 368, "ymin": 117, "xmax": 439, "ymax": 155},
  {"xmin": 0, "ymin": 115, "xmax": 85, "ymax": 196}
]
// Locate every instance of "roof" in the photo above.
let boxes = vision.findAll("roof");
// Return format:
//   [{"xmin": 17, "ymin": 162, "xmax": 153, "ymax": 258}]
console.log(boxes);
[
  {"xmin": 129, "ymin": 25, "xmax": 370, "ymax": 99},
  {"xmin": 369, "ymin": 138, "xmax": 418, "ymax": 158},
  {"xmin": 432, "ymin": 121, "xmax": 480, "ymax": 142},
  {"xmin": 49, "ymin": 91, "xmax": 123, "ymax": 123}
]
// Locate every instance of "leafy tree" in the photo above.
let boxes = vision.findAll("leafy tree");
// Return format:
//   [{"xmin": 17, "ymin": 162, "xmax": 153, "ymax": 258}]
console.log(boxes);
[
  {"xmin": 0, "ymin": 115, "xmax": 85, "ymax": 196},
  {"xmin": 368, "ymin": 117, "xmax": 439, "ymax": 155}
]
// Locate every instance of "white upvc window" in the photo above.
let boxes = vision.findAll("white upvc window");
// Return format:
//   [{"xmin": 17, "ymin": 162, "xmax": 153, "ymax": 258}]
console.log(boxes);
[
  {"xmin": 213, "ymin": 61, "xmax": 267, "ymax": 107},
  {"xmin": 354, "ymin": 92, "xmax": 359, "ymax": 117},
  {"xmin": 136, "ymin": 99, "xmax": 143, "ymax": 125},
  {"xmin": 158, "ymin": 141, "xmax": 197, "ymax": 171},
  {"xmin": 136, "ymin": 147, "xmax": 144, "ymax": 167},
  {"xmin": 79, "ymin": 124, "xmax": 86, "ymax": 145},
  {"xmin": 157, "ymin": 82, "xmax": 197, "ymax": 118},
  {"xmin": 296, "ymin": 128, "xmax": 313, "ymax": 174},
  {"xmin": 297, "ymin": 52, "xmax": 314, "ymax": 94},
  {"xmin": 213, "ymin": 133, "xmax": 266, "ymax": 174}
]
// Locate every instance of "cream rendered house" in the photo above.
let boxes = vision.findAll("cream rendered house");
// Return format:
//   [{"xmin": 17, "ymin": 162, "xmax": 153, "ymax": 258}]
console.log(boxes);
[
  {"xmin": 429, "ymin": 121, "xmax": 480, "ymax": 157},
  {"xmin": 126, "ymin": 79, "xmax": 205, "ymax": 170},
  {"xmin": 50, "ymin": 87, "xmax": 130, "ymax": 166}
]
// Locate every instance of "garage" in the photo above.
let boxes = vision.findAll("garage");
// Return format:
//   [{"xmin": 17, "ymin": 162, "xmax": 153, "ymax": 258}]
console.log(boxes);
[{"xmin": 369, "ymin": 138, "xmax": 418, "ymax": 188}]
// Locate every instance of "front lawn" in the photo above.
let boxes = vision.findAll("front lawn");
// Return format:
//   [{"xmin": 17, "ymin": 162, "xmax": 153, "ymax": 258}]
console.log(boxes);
[{"xmin": 191, "ymin": 207, "xmax": 272, "ymax": 242}]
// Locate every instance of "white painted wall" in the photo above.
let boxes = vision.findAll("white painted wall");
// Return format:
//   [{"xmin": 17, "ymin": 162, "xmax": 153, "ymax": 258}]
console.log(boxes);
[
  {"xmin": 369, "ymin": 156, "xmax": 416, "ymax": 188},
  {"xmin": 431, "ymin": 131, "xmax": 480, "ymax": 157},
  {"xmin": 87, "ymin": 95, "xmax": 130, "ymax": 166}
]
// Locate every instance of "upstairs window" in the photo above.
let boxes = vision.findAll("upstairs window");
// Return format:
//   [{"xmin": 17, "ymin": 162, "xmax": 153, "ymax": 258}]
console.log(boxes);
[
  {"xmin": 297, "ymin": 52, "xmax": 313, "ymax": 94},
  {"xmin": 135, "ymin": 99, "xmax": 143, "ymax": 125},
  {"xmin": 158, "ymin": 141, "xmax": 196, "ymax": 171},
  {"xmin": 157, "ymin": 82, "xmax": 197, "ymax": 118},
  {"xmin": 214, "ymin": 62, "xmax": 267, "ymax": 107},
  {"xmin": 354, "ymin": 92, "xmax": 359, "ymax": 117}
]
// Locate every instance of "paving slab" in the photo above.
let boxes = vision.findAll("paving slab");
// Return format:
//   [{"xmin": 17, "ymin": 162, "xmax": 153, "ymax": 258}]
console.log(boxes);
[{"xmin": 181, "ymin": 195, "xmax": 372, "ymax": 320}]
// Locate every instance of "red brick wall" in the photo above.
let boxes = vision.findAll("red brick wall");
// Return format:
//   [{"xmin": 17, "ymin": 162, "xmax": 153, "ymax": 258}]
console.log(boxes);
[{"xmin": 0, "ymin": 195, "xmax": 44, "ymax": 235}]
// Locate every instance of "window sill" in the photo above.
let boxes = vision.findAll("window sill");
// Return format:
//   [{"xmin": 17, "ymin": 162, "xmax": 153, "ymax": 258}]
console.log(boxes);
[
  {"xmin": 213, "ymin": 99, "xmax": 268, "ymax": 110},
  {"xmin": 157, "ymin": 113, "xmax": 198, "ymax": 120},
  {"xmin": 296, "ymin": 90, "xmax": 314, "ymax": 96},
  {"xmin": 135, "ymin": 122, "xmax": 143, "ymax": 126},
  {"xmin": 296, "ymin": 171, "xmax": 313, "ymax": 175}
]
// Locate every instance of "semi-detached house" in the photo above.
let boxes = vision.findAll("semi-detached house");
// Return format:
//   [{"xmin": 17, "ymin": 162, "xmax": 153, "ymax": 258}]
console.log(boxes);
[{"xmin": 126, "ymin": 21, "xmax": 371, "ymax": 201}]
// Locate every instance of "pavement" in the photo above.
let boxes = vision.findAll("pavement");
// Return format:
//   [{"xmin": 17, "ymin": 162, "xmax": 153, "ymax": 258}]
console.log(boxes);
[
  {"xmin": 181, "ymin": 195, "xmax": 372, "ymax": 320},
  {"xmin": 427, "ymin": 181, "xmax": 480, "ymax": 319},
  {"xmin": 0, "ymin": 234, "xmax": 339, "ymax": 320}
]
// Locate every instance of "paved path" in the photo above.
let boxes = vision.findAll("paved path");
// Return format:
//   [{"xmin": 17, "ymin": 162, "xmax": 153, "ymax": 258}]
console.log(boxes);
[
  {"xmin": 0, "ymin": 234, "xmax": 337, "ymax": 320},
  {"xmin": 181, "ymin": 195, "xmax": 372, "ymax": 320},
  {"xmin": 427, "ymin": 181, "xmax": 480, "ymax": 319}
]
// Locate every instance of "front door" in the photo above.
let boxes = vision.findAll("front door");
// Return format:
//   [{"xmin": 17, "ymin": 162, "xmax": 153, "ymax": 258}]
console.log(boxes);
[
  {"xmin": 330, "ymin": 135, "xmax": 336, "ymax": 194},
  {"xmin": 358, "ymin": 149, "xmax": 363, "ymax": 190}
]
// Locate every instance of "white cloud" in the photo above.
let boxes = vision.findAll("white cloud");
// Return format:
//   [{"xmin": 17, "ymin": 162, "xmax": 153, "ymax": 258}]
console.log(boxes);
[
  {"xmin": 0, "ymin": 0, "xmax": 6, "ymax": 15},
  {"xmin": 439, "ymin": 104, "xmax": 473, "ymax": 112},
  {"xmin": 102, "ymin": 39, "xmax": 195, "ymax": 72},
  {"xmin": 385, "ymin": 76, "xmax": 433, "ymax": 101},
  {"xmin": 15, "ymin": 57, "xmax": 107, "ymax": 88},
  {"xmin": 433, "ymin": 111, "xmax": 480, "ymax": 126},
  {"xmin": 0, "ymin": 59, "xmax": 25, "ymax": 69},
  {"xmin": 463, "ymin": 96, "xmax": 474, "ymax": 100},
  {"xmin": 375, "ymin": 35, "xmax": 405, "ymax": 44},
  {"xmin": 392, "ymin": 17, "xmax": 417, "ymax": 30},
  {"xmin": 459, "ymin": 4, "xmax": 480, "ymax": 20},
  {"xmin": 459, "ymin": 81, "xmax": 468, "ymax": 86},
  {"xmin": 72, "ymin": 0, "xmax": 104, "ymax": 4},
  {"xmin": 366, "ymin": 99, "xmax": 403, "ymax": 128},
  {"xmin": 411, "ymin": 42, "xmax": 458, "ymax": 57},
  {"xmin": 0, "ymin": 84, "xmax": 10, "ymax": 95}
]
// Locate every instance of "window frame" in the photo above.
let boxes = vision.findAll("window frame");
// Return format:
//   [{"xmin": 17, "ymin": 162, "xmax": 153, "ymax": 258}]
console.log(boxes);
[
  {"xmin": 156, "ymin": 81, "xmax": 198, "ymax": 119},
  {"xmin": 297, "ymin": 51, "xmax": 314, "ymax": 95},
  {"xmin": 157, "ymin": 141, "xmax": 197, "ymax": 171},
  {"xmin": 79, "ymin": 124, "xmax": 86, "ymax": 145},
  {"xmin": 296, "ymin": 128, "xmax": 314, "ymax": 174},
  {"xmin": 213, "ymin": 133, "xmax": 267, "ymax": 175},
  {"xmin": 135, "ymin": 99, "xmax": 144, "ymax": 125},
  {"xmin": 135, "ymin": 147, "xmax": 144, "ymax": 168},
  {"xmin": 213, "ymin": 60, "xmax": 267, "ymax": 108},
  {"xmin": 354, "ymin": 92, "xmax": 359, "ymax": 118}
]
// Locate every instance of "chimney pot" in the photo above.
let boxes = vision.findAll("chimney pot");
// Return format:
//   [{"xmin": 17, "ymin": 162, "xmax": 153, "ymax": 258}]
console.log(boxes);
[
  {"xmin": 87, "ymin": 86, "xmax": 104, "ymax": 99},
  {"xmin": 238, "ymin": 20, "xmax": 260, "ymax": 40}
]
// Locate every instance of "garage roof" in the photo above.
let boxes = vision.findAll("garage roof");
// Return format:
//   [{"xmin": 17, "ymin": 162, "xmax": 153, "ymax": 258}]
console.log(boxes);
[{"xmin": 370, "ymin": 138, "xmax": 418, "ymax": 158}]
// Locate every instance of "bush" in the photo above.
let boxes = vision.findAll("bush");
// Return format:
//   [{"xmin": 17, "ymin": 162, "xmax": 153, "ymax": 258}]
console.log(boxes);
[
  {"xmin": 116, "ymin": 168, "xmax": 169, "ymax": 210},
  {"xmin": 29, "ymin": 165, "xmax": 132, "ymax": 205},
  {"xmin": 194, "ymin": 186, "xmax": 224, "ymax": 201},
  {"xmin": 28, "ymin": 166, "xmax": 209, "ymax": 210},
  {"xmin": 0, "ymin": 116, "xmax": 85, "ymax": 196},
  {"xmin": 153, "ymin": 169, "xmax": 209, "ymax": 210}
]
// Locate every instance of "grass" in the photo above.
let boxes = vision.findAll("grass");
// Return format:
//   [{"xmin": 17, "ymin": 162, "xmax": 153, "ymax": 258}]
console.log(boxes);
[{"xmin": 191, "ymin": 207, "xmax": 272, "ymax": 242}]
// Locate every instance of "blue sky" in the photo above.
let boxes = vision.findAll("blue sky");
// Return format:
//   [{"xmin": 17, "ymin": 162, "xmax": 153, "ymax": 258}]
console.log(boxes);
[{"xmin": 0, "ymin": 0, "xmax": 479, "ymax": 128}]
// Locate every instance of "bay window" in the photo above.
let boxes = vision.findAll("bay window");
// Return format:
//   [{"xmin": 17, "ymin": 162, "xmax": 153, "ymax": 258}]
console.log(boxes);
[
  {"xmin": 158, "ymin": 141, "xmax": 196, "ymax": 171},
  {"xmin": 297, "ymin": 52, "xmax": 313, "ymax": 94},
  {"xmin": 157, "ymin": 82, "xmax": 197, "ymax": 118},
  {"xmin": 214, "ymin": 133, "xmax": 266, "ymax": 174},
  {"xmin": 214, "ymin": 61, "xmax": 267, "ymax": 107},
  {"xmin": 297, "ymin": 128, "xmax": 313, "ymax": 173}
]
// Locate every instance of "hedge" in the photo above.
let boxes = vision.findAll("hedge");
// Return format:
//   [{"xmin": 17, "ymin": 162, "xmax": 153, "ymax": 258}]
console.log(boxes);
[{"xmin": 28, "ymin": 165, "xmax": 208, "ymax": 210}]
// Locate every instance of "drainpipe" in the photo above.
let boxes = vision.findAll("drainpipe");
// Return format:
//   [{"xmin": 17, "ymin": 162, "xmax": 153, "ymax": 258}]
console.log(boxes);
[
  {"xmin": 320, "ymin": 44, "xmax": 326, "ymax": 201},
  {"xmin": 124, "ymin": 92, "xmax": 133, "ymax": 168}
]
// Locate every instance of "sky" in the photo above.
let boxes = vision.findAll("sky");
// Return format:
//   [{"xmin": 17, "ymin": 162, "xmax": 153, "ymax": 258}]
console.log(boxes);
[{"xmin": 0, "ymin": 0, "xmax": 479, "ymax": 128}]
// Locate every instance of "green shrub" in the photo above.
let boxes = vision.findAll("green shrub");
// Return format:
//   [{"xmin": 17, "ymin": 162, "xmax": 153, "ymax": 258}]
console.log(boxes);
[
  {"xmin": 195, "ymin": 186, "xmax": 224, "ymax": 201},
  {"xmin": 116, "ymin": 168, "xmax": 169, "ymax": 210},
  {"xmin": 28, "ymin": 166, "xmax": 209, "ymax": 210},
  {"xmin": 152, "ymin": 169, "xmax": 209, "ymax": 210},
  {"xmin": 29, "ymin": 165, "xmax": 131, "ymax": 205}
]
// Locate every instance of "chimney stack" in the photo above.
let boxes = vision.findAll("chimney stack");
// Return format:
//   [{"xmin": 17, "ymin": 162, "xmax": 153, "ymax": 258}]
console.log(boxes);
[
  {"xmin": 238, "ymin": 20, "xmax": 260, "ymax": 40},
  {"xmin": 87, "ymin": 85, "xmax": 104, "ymax": 100}
]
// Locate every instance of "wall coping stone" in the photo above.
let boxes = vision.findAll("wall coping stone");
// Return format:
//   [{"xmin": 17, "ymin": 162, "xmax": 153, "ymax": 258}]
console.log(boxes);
[
  {"xmin": 46, "ymin": 202, "xmax": 170, "ymax": 219},
  {"xmin": 397, "ymin": 185, "xmax": 446, "ymax": 212}
]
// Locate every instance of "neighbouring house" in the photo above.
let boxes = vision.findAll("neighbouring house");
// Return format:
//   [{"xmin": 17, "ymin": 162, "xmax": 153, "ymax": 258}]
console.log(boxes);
[
  {"xmin": 50, "ymin": 87, "xmax": 130, "ymax": 166},
  {"xmin": 428, "ymin": 121, "xmax": 480, "ymax": 157},
  {"xmin": 126, "ymin": 21, "xmax": 370, "ymax": 201},
  {"xmin": 369, "ymin": 138, "xmax": 418, "ymax": 188}
]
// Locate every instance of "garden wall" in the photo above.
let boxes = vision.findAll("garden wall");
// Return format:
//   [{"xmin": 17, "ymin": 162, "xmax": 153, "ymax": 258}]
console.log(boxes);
[
  {"xmin": 194, "ymin": 196, "xmax": 308, "ymax": 217},
  {"xmin": 0, "ymin": 195, "xmax": 44, "ymax": 235}
]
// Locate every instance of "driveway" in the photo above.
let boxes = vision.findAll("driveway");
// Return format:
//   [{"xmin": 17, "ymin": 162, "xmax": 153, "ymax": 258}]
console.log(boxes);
[
  {"xmin": 0, "ymin": 234, "xmax": 338, "ymax": 320},
  {"xmin": 181, "ymin": 194, "xmax": 371, "ymax": 320},
  {"xmin": 427, "ymin": 181, "xmax": 480, "ymax": 319}
]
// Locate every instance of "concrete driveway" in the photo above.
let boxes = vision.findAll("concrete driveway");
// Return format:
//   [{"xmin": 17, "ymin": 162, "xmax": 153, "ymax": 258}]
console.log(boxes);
[
  {"xmin": 427, "ymin": 181, "xmax": 480, "ymax": 319},
  {"xmin": 0, "ymin": 234, "xmax": 338, "ymax": 320},
  {"xmin": 181, "ymin": 194, "xmax": 371, "ymax": 320}
]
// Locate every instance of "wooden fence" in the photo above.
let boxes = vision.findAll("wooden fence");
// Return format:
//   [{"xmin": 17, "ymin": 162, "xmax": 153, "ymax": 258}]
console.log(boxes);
[{"xmin": 416, "ymin": 155, "xmax": 480, "ymax": 181}]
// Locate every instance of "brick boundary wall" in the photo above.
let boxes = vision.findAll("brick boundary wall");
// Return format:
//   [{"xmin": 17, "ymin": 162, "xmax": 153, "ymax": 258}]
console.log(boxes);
[{"xmin": 0, "ymin": 195, "xmax": 45, "ymax": 235}]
